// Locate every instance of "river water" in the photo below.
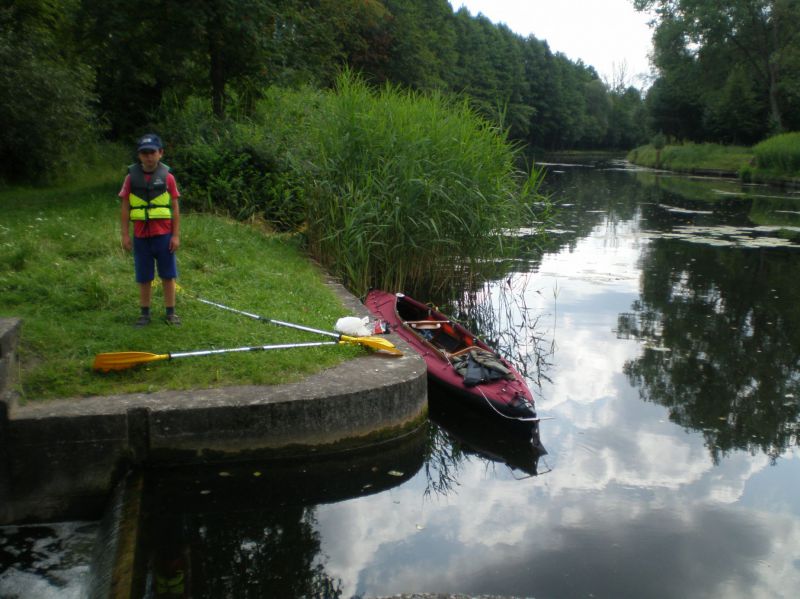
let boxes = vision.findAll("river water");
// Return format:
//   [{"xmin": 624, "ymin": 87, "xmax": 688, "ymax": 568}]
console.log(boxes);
[
  {"xmin": 4, "ymin": 161, "xmax": 800, "ymax": 598},
  {"xmin": 135, "ymin": 161, "xmax": 799, "ymax": 598}
]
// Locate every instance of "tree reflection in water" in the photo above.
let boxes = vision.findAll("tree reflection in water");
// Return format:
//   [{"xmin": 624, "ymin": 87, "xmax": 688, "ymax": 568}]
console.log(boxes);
[
  {"xmin": 144, "ymin": 506, "xmax": 340, "ymax": 598},
  {"xmin": 618, "ymin": 238, "xmax": 800, "ymax": 463},
  {"xmin": 138, "ymin": 430, "xmax": 427, "ymax": 599}
]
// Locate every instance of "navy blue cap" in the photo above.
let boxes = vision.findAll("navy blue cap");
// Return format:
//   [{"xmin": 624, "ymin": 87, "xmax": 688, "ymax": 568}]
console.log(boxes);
[{"xmin": 137, "ymin": 133, "xmax": 163, "ymax": 152}]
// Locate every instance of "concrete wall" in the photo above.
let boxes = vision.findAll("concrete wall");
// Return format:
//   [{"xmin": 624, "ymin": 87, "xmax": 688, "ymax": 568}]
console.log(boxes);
[
  {"xmin": 0, "ymin": 318, "xmax": 21, "ymax": 517},
  {"xmin": 0, "ymin": 306, "xmax": 428, "ymax": 524}
]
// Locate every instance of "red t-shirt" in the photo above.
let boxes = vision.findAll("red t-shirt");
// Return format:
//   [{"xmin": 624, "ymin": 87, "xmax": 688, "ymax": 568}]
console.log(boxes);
[{"xmin": 119, "ymin": 170, "xmax": 180, "ymax": 238}]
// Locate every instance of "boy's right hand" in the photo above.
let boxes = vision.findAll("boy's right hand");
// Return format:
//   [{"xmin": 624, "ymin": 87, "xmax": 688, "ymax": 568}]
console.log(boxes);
[{"xmin": 121, "ymin": 235, "xmax": 132, "ymax": 251}]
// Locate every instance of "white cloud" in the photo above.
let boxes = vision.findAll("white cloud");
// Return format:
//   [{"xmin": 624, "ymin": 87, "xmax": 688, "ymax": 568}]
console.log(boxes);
[{"xmin": 316, "ymin": 444, "xmax": 800, "ymax": 598}]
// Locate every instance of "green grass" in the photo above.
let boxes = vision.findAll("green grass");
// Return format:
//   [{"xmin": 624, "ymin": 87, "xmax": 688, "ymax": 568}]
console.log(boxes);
[
  {"xmin": 628, "ymin": 135, "xmax": 800, "ymax": 185},
  {"xmin": 627, "ymin": 142, "xmax": 753, "ymax": 173},
  {"xmin": 0, "ymin": 173, "xmax": 360, "ymax": 402},
  {"xmin": 753, "ymin": 132, "xmax": 800, "ymax": 176}
]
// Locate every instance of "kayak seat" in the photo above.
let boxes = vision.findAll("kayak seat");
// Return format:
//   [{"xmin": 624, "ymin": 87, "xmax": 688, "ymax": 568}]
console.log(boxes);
[
  {"xmin": 407, "ymin": 320, "xmax": 447, "ymax": 330},
  {"xmin": 431, "ymin": 329, "xmax": 462, "ymax": 353}
]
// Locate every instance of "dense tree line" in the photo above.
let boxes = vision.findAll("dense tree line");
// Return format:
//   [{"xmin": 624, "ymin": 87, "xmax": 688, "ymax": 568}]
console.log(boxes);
[
  {"xmin": 1, "ymin": 0, "xmax": 652, "ymax": 183},
  {"xmin": 634, "ymin": 0, "xmax": 800, "ymax": 145}
]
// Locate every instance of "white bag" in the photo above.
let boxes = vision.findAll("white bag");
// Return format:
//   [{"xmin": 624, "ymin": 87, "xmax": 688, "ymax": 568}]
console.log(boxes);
[{"xmin": 335, "ymin": 316, "xmax": 372, "ymax": 337}]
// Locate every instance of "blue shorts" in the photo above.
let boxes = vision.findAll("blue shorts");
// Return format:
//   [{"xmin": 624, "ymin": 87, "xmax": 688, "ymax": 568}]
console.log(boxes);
[{"xmin": 133, "ymin": 234, "xmax": 178, "ymax": 283}]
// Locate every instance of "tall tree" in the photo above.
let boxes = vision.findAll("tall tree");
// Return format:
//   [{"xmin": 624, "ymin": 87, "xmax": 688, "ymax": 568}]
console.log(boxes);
[
  {"xmin": 0, "ymin": 0, "xmax": 96, "ymax": 181},
  {"xmin": 382, "ymin": 0, "xmax": 457, "ymax": 90},
  {"xmin": 606, "ymin": 86, "xmax": 648, "ymax": 149},
  {"xmin": 635, "ymin": 0, "xmax": 800, "ymax": 140}
]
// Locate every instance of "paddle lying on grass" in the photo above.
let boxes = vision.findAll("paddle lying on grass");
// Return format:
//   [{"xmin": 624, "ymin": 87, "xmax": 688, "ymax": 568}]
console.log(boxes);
[
  {"xmin": 177, "ymin": 287, "xmax": 400, "ymax": 356},
  {"xmin": 94, "ymin": 339, "xmax": 363, "ymax": 372}
]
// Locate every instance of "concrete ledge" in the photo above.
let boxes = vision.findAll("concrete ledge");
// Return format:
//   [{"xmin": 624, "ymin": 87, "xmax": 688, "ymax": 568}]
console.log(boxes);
[
  {"xmin": 0, "ymin": 284, "xmax": 429, "ymax": 524},
  {"xmin": 0, "ymin": 317, "xmax": 21, "ymax": 515}
]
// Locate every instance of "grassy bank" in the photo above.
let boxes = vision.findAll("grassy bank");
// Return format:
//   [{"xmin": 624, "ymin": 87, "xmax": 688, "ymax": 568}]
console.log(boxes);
[
  {"xmin": 627, "ymin": 134, "xmax": 800, "ymax": 184},
  {"xmin": 0, "ymin": 170, "xmax": 359, "ymax": 402},
  {"xmin": 747, "ymin": 132, "xmax": 800, "ymax": 182},
  {"xmin": 627, "ymin": 142, "xmax": 753, "ymax": 173}
]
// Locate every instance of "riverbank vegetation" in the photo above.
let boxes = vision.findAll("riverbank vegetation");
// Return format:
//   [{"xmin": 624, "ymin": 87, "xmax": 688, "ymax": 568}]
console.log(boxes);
[
  {"xmin": 751, "ymin": 133, "xmax": 800, "ymax": 179},
  {"xmin": 627, "ymin": 132, "xmax": 800, "ymax": 183},
  {"xmin": 157, "ymin": 72, "xmax": 547, "ymax": 295},
  {"xmin": 627, "ymin": 143, "xmax": 754, "ymax": 173},
  {"xmin": 623, "ymin": 1, "xmax": 800, "ymax": 181},
  {"xmin": 289, "ymin": 75, "xmax": 544, "ymax": 295},
  {"xmin": 0, "ymin": 173, "xmax": 359, "ymax": 401},
  {"xmin": 4, "ymin": 1, "xmax": 799, "ymax": 189}
]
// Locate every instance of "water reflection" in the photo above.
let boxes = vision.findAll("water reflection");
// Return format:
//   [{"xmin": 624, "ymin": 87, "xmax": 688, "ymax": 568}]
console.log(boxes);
[
  {"xmin": 331, "ymin": 166, "xmax": 800, "ymax": 598},
  {"xmin": 317, "ymin": 406, "xmax": 799, "ymax": 598},
  {"xmin": 619, "ymin": 238, "xmax": 800, "ymax": 462},
  {"xmin": 137, "ymin": 430, "xmax": 426, "ymax": 598},
  {"xmin": 426, "ymin": 385, "xmax": 548, "ymax": 482},
  {"xmin": 143, "ymin": 504, "xmax": 338, "ymax": 598},
  {"xmin": 0, "ymin": 522, "xmax": 97, "ymax": 599},
  {"xmin": 499, "ymin": 164, "xmax": 800, "ymax": 464}
]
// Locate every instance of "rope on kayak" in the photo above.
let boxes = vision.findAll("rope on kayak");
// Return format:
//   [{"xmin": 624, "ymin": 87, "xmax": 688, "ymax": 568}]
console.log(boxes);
[{"xmin": 476, "ymin": 386, "xmax": 540, "ymax": 423}]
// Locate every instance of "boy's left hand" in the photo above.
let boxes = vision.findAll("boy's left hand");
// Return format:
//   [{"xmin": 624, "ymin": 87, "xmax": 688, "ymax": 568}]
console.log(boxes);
[{"xmin": 169, "ymin": 235, "xmax": 180, "ymax": 253}]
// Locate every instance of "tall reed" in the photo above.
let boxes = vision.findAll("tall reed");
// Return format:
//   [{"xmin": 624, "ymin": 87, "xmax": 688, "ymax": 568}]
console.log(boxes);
[
  {"xmin": 753, "ymin": 132, "xmax": 800, "ymax": 175},
  {"xmin": 292, "ymin": 72, "xmax": 544, "ymax": 296}
]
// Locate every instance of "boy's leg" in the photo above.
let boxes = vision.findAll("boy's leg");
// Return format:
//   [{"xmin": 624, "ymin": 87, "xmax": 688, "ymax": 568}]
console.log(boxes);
[
  {"xmin": 163, "ymin": 278, "xmax": 176, "ymax": 310},
  {"xmin": 134, "ymin": 282, "xmax": 152, "ymax": 326},
  {"xmin": 133, "ymin": 236, "xmax": 155, "ymax": 326},
  {"xmin": 162, "ymin": 278, "xmax": 180, "ymax": 325},
  {"xmin": 139, "ymin": 281, "xmax": 153, "ymax": 308},
  {"xmin": 152, "ymin": 233, "xmax": 180, "ymax": 324}
]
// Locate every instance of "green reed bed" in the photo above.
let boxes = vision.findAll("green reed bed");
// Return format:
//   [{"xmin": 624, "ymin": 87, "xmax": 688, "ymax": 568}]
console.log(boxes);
[
  {"xmin": 629, "ymin": 135, "xmax": 800, "ymax": 184},
  {"xmin": 627, "ymin": 142, "xmax": 753, "ymax": 173},
  {"xmin": 290, "ymin": 73, "xmax": 544, "ymax": 296},
  {"xmin": 753, "ymin": 132, "xmax": 800, "ymax": 176},
  {"xmin": 160, "ymin": 76, "xmax": 548, "ymax": 297},
  {"xmin": 0, "ymin": 173, "xmax": 357, "ymax": 401}
]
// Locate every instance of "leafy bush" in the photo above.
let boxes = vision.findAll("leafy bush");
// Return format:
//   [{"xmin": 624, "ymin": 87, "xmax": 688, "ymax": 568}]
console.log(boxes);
[
  {"xmin": 753, "ymin": 132, "xmax": 800, "ymax": 175},
  {"xmin": 158, "ymin": 98, "xmax": 305, "ymax": 230},
  {"xmin": 0, "ymin": 9, "xmax": 97, "ymax": 184}
]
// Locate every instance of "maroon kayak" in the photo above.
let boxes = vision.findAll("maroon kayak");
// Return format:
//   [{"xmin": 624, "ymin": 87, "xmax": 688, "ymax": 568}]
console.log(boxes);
[{"xmin": 365, "ymin": 290, "xmax": 538, "ymax": 424}]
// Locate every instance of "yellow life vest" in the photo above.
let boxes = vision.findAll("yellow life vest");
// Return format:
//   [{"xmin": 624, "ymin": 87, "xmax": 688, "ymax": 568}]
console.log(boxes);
[
  {"xmin": 128, "ymin": 163, "xmax": 172, "ymax": 221},
  {"xmin": 155, "ymin": 568, "xmax": 185, "ymax": 595}
]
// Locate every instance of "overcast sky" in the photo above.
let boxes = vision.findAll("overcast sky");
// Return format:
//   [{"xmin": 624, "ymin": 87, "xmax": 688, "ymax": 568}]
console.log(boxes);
[{"xmin": 447, "ymin": 0, "xmax": 655, "ymax": 87}]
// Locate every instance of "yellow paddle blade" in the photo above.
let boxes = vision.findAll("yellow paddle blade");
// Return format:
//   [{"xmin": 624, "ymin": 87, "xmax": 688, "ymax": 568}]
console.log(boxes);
[
  {"xmin": 339, "ymin": 335, "xmax": 403, "ymax": 356},
  {"xmin": 151, "ymin": 280, "xmax": 185, "ymax": 292},
  {"xmin": 93, "ymin": 351, "xmax": 170, "ymax": 372}
]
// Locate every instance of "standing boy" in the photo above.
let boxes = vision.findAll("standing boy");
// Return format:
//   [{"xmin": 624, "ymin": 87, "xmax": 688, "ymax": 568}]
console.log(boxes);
[{"xmin": 119, "ymin": 133, "xmax": 182, "ymax": 326}]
